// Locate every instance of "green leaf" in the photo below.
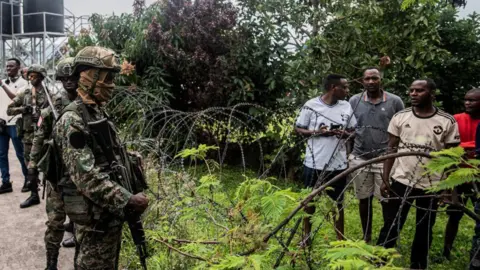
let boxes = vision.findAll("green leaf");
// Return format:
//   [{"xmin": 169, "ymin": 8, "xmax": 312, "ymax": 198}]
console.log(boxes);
[
  {"xmin": 429, "ymin": 167, "xmax": 480, "ymax": 191},
  {"xmin": 430, "ymin": 147, "xmax": 465, "ymax": 158}
]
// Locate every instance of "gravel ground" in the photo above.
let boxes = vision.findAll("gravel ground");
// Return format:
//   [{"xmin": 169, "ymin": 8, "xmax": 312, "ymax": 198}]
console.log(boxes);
[{"xmin": 0, "ymin": 143, "xmax": 74, "ymax": 270}]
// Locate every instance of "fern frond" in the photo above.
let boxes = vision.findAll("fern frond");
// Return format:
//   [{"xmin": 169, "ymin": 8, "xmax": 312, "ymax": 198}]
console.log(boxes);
[
  {"xmin": 430, "ymin": 147, "xmax": 465, "ymax": 159},
  {"xmin": 429, "ymin": 168, "xmax": 480, "ymax": 192},
  {"xmin": 424, "ymin": 156, "xmax": 460, "ymax": 174}
]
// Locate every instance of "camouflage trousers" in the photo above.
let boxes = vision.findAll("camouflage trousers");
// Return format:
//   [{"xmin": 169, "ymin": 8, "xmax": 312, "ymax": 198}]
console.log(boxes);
[
  {"xmin": 471, "ymin": 201, "xmax": 480, "ymax": 270},
  {"xmin": 75, "ymin": 223, "xmax": 123, "ymax": 270},
  {"xmin": 23, "ymin": 131, "xmax": 33, "ymax": 164},
  {"xmin": 44, "ymin": 182, "xmax": 66, "ymax": 260}
]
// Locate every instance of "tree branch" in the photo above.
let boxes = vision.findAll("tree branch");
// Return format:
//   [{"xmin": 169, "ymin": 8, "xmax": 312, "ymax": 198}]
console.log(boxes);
[
  {"xmin": 263, "ymin": 151, "xmax": 431, "ymax": 243},
  {"xmin": 154, "ymin": 238, "xmax": 211, "ymax": 262},
  {"xmin": 170, "ymin": 238, "xmax": 221, "ymax": 245}
]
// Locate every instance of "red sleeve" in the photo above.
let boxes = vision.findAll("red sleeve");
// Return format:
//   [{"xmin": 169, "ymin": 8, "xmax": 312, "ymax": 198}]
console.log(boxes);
[{"xmin": 454, "ymin": 113, "xmax": 477, "ymax": 151}]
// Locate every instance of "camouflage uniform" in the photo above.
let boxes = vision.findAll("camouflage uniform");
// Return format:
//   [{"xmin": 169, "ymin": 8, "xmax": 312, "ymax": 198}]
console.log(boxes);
[
  {"xmin": 7, "ymin": 64, "xmax": 49, "ymax": 207},
  {"xmin": 31, "ymin": 90, "xmax": 74, "ymax": 269},
  {"xmin": 7, "ymin": 66, "xmax": 48, "ymax": 164},
  {"xmin": 53, "ymin": 47, "xmax": 133, "ymax": 270}
]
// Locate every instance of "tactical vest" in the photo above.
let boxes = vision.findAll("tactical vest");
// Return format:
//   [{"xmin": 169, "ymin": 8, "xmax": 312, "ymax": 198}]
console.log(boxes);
[
  {"xmin": 56, "ymin": 100, "xmax": 134, "ymax": 227},
  {"xmin": 37, "ymin": 92, "xmax": 75, "ymax": 183},
  {"xmin": 21, "ymin": 87, "xmax": 48, "ymax": 133}
]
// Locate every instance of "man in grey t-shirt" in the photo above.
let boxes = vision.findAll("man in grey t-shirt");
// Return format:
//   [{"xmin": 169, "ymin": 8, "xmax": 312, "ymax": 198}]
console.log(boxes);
[{"xmin": 348, "ymin": 67, "xmax": 404, "ymax": 243}]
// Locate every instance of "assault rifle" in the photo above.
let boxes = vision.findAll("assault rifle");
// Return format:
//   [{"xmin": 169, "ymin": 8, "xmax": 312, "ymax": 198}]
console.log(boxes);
[
  {"xmin": 87, "ymin": 117, "xmax": 149, "ymax": 270},
  {"xmin": 38, "ymin": 82, "xmax": 58, "ymax": 199}
]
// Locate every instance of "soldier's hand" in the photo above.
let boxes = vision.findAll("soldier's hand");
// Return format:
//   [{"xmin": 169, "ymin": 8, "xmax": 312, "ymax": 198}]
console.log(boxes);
[
  {"xmin": 23, "ymin": 105, "xmax": 33, "ymax": 114},
  {"xmin": 127, "ymin": 193, "xmax": 149, "ymax": 214}
]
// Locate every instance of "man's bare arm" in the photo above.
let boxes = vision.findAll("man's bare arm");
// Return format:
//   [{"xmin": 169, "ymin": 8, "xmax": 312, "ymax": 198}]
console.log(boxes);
[
  {"xmin": 381, "ymin": 133, "xmax": 401, "ymax": 197},
  {"xmin": 0, "ymin": 81, "xmax": 16, "ymax": 100}
]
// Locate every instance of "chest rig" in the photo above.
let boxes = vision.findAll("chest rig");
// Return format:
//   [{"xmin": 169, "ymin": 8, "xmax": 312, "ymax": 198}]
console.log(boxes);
[
  {"xmin": 22, "ymin": 87, "xmax": 48, "ymax": 133},
  {"xmin": 57, "ymin": 100, "xmax": 133, "ymax": 227}
]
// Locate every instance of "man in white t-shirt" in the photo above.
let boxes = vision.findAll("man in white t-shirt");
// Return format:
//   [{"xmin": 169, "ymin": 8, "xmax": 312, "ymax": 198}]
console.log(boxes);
[
  {"xmin": 0, "ymin": 58, "xmax": 28, "ymax": 194},
  {"xmin": 377, "ymin": 79, "xmax": 460, "ymax": 269},
  {"xmin": 295, "ymin": 74, "xmax": 357, "ymax": 244}
]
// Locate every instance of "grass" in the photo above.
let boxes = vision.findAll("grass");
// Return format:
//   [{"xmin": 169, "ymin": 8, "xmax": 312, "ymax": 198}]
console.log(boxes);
[
  {"xmin": 214, "ymin": 166, "xmax": 476, "ymax": 269},
  {"xmin": 135, "ymin": 163, "xmax": 475, "ymax": 269}
]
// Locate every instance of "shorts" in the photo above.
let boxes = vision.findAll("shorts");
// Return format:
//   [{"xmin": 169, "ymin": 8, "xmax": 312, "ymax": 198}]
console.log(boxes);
[
  {"xmin": 302, "ymin": 166, "xmax": 346, "ymax": 203},
  {"xmin": 349, "ymin": 154, "xmax": 383, "ymax": 200}
]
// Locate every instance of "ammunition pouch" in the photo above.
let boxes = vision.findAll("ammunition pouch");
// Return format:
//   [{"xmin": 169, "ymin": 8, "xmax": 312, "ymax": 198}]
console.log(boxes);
[
  {"xmin": 22, "ymin": 113, "xmax": 34, "ymax": 133},
  {"xmin": 59, "ymin": 177, "xmax": 101, "ymax": 226},
  {"xmin": 37, "ymin": 140, "xmax": 61, "ymax": 184}
]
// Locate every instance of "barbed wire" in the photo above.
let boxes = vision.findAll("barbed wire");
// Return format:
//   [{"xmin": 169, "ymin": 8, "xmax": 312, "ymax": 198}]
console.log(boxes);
[{"xmin": 108, "ymin": 89, "xmax": 477, "ymax": 268}]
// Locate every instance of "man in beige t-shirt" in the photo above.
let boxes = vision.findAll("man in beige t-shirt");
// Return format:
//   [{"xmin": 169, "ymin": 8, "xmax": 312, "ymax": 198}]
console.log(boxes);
[{"xmin": 376, "ymin": 79, "xmax": 460, "ymax": 270}]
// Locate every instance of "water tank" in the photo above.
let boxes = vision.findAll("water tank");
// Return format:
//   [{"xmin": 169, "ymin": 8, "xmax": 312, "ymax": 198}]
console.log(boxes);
[
  {"xmin": 23, "ymin": 0, "xmax": 64, "ymax": 34},
  {"xmin": 1, "ymin": 0, "xmax": 21, "ymax": 35}
]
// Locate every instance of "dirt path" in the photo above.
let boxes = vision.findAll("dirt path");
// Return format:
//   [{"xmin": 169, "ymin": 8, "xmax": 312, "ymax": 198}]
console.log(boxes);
[{"xmin": 0, "ymin": 143, "xmax": 74, "ymax": 270}]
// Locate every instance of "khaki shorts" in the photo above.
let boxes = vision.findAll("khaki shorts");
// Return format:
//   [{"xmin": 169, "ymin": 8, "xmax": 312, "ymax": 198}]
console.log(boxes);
[{"xmin": 348, "ymin": 154, "xmax": 383, "ymax": 199}]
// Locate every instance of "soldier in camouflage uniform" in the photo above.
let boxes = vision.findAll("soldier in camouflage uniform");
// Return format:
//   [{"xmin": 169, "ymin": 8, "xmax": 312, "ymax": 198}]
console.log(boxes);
[
  {"xmin": 52, "ymin": 46, "xmax": 149, "ymax": 270},
  {"xmin": 27, "ymin": 58, "xmax": 78, "ymax": 270},
  {"xmin": 7, "ymin": 64, "xmax": 49, "ymax": 208}
]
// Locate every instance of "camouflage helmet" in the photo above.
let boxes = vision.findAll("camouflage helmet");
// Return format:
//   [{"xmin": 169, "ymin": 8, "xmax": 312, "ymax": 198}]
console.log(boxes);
[
  {"xmin": 72, "ymin": 46, "xmax": 121, "ymax": 75},
  {"xmin": 27, "ymin": 64, "xmax": 47, "ymax": 78},
  {"xmin": 55, "ymin": 57, "xmax": 75, "ymax": 79}
]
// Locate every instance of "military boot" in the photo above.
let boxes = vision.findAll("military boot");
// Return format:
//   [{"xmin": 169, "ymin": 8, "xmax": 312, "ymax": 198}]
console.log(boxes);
[
  {"xmin": 62, "ymin": 236, "xmax": 76, "ymax": 248},
  {"xmin": 20, "ymin": 192, "xmax": 40, "ymax": 208},
  {"xmin": 21, "ymin": 183, "xmax": 29, "ymax": 193}
]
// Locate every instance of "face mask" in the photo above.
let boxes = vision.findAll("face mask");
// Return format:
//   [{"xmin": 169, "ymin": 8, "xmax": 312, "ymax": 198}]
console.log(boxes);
[{"xmin": 78, "ymin": 69, "xmax": 115, "ymax": 104}]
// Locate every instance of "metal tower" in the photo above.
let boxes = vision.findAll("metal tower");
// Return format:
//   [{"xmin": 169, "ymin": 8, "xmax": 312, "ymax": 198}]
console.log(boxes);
[{"xmin": 0, "ymin": 0, "xmax": 90, "ymax": 91}]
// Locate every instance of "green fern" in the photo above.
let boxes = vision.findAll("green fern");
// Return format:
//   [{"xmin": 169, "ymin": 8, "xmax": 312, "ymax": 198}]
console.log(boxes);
[
  {"xmin": 425, "ymin": 147, "xmax": 480, "ymax": 191},
  {"xmin": 174, "ymin": 144, "xmax": 219, "ymax": 161},
  {"xmin": 324, "ymin": 240, "xmax": 401, "ymax": 269},
  {"xmin": 211, "ymin": 255, "xmax": 246, "ymax": 269},
  {"xmin": 430, "ymin": 167, "xmax": 480, "ymax": 192},
  {"xmin": 423, "ymin": 155, "xmax": 460, "ymax": 174},
  {"xmin": 429, "ymin": 146, "xmax": 465, "ymax": 159}
]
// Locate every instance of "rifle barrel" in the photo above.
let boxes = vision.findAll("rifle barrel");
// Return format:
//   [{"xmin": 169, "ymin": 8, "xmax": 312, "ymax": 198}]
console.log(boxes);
[{"xmin": 42, "ymin": 82, "xmax": 59, "ymax": 120}]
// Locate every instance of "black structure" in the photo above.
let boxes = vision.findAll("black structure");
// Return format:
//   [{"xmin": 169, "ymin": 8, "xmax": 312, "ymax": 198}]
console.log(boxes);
[
  {"xmin": 1, "ymin": 0, "xmax": 20, "ymax": 35},
  {"xmin": 23, "ymin": 0, "xmax": 64, "ymax": 33}
]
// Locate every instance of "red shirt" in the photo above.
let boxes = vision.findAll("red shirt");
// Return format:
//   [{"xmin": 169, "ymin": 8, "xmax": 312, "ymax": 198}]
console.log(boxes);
[{"xmin": 454, "ymin": 113, "xmax": 480, "ymax": 155}]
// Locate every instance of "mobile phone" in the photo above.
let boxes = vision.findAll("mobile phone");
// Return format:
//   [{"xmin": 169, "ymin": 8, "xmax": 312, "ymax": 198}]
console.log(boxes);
[{"xmin": 330, "ymin": 123, "xmax": 342, "ymax": 130}]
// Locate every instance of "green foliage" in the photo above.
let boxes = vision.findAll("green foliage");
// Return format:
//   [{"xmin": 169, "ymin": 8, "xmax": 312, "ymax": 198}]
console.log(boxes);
[
  {"xmin": 402, "ymin": 0, "xmax": 467, "ymax": 10},
  {"xmin": 175, "ymin": 144, "xmax": 220, "ymax": 161},
  {"xmin": 425, "ymin": 147, "xmax": 480, "ymax": 192},
  {"xmin": 324, "ymin": 240, "xmax": 401, "ymax": 269}
]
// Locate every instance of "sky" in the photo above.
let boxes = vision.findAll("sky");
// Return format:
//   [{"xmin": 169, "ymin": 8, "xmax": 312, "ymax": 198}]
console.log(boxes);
[
  {"xmin": 64, "ymin": 0, "xmax": 156, "ymax": 16},
  {"xmin": 65, "ymin": 0, "xmax": 480, "ymax": 17},
  {"xmin": 458, "ymin": 1, "xmax": 480, "ymax": 17}
]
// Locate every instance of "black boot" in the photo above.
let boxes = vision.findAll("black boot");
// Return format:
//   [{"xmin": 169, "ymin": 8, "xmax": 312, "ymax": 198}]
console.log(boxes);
[
  {"xmin": 21, "ymin": 183, "xmax": 29, "ymax": 193},
  {"xmin": 20, "ymin": 192, "xmax": 40, "ymax": 208},
  {"xmin": 62, "ymin": 236, "xmax": 76, "ymax": 248},
  {"xmin": 0, "ymin": 182, "xmax": 12, "ymax": 194},
  {"xmin": 45, "ymin": 252, "xmax": 58, "ymax": 270}
]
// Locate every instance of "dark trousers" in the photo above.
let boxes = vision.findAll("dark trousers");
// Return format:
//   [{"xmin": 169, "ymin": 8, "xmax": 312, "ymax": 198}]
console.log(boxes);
[
  {"xmin": 470, "ymin": 201, "xmax": 480, "ymax": 270},
  {"xmin": 377, "ymin": 181, "xmax": 438, "ymax": 269}
]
